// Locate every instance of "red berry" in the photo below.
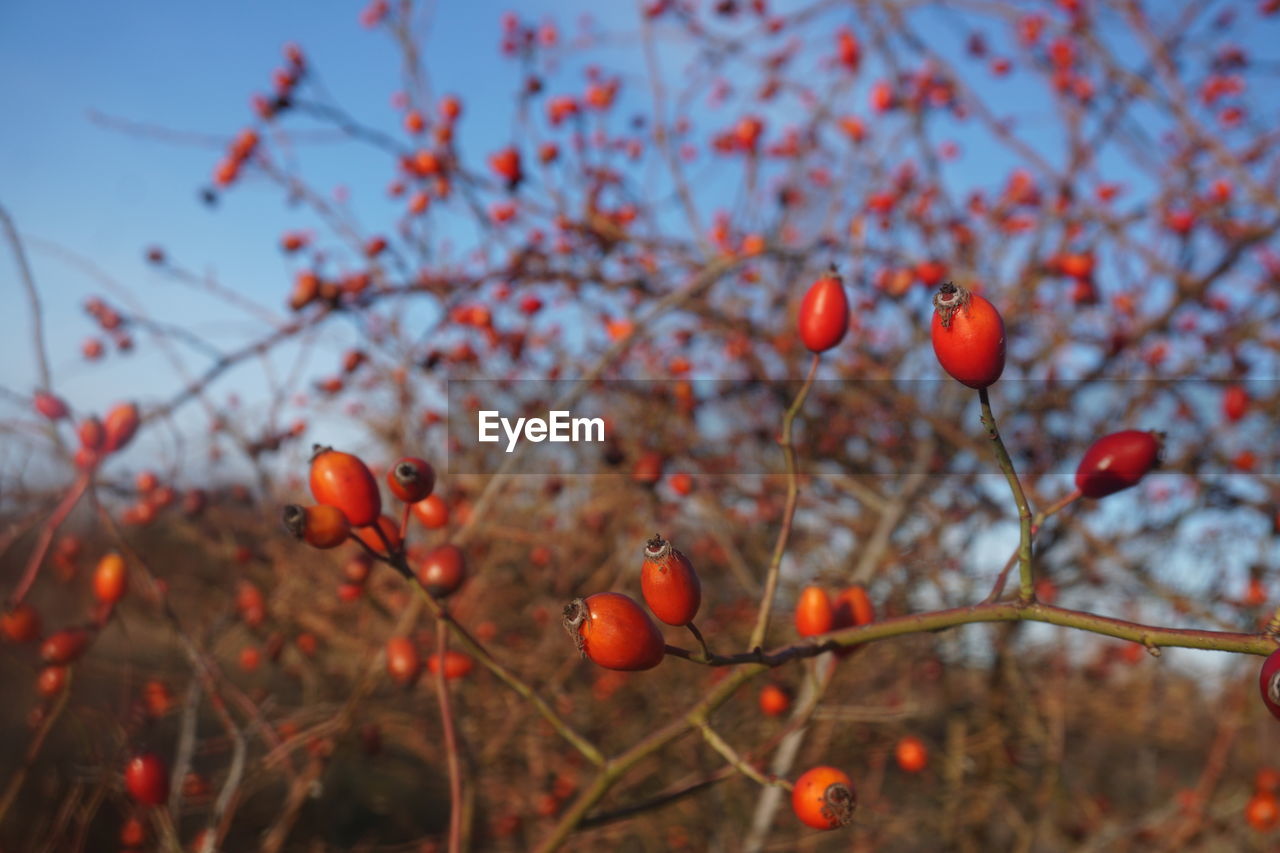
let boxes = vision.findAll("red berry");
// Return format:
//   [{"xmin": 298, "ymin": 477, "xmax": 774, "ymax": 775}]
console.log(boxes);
[
  {"xmin": 797, "ymin": 272, "xmax": 850, "ymax": 353},
  {"xmin": 792, "ymin": 766, "xmax": 856, "ymax": 830},
  {"xmin": 387, "ymin": 456, "xmax": 435, "ymax": 503},
  {"xmin": 563, "ymin": 592, "xmax": 665, "ymax": 672},
  {"xmin": 309, "ymin": 446, "xmax": 382, "ymax": 527},
  {"xmin": 1074, "ymin": 430, "xmax": 1162, "ymax": 499},
  {"xmin": 92, "ymin": 552, "xmax": 128, "ymax": 605},
  {"xmin": 385, "ymin": 636, "xmax": 421, "ymax": 686},
  {"xmin": 759, "ymin": 684, "xmax": 792, "ymax": 717},
  {"xmin": 1, "ymin": 603, "xmax": 42, "ymax": 643},
  {"xmin": 78, "ymin": 417, "xmax": 105, "ymax": 451},
  {"xmin": 1260, "ymin": 647, "xmax": 1280, "ymax": 721},
  {"xmin": 1223, "ymin": 385, "xmax": 1249, "ymax": 423},
  {"xmin": 102, "ymin": 402, "xmax": 140, "ymax": 453},
  {"xmin": 412, "ymin": 493, "xmax": 449, "ymax": 529},
  {"xmin": 930, "ymin": 283, "xmax": 1006, "ymax": 389},
  {"xmin": 124, "ymin": 752, "xmax": 170, "ymax": 806},
  {"xmin": 427, "ymin": 650, "xmax": 474, "ymax": 680},
  {"xmin": 895, "ymin": 736, "xmax": 928, "ymax": 772},
  {"xmin": 640, "ymin": 535, "xmax": 702, "ymax": 626},
  {"xmin": 36, "ymin": 665, "xmax": 68, "ymax": 697},
  {"xmin": 33, "ymin": 391, "xmax": 69, "ymax": 421},
  {"xmin": 41, "ymin": 628, "xmax": 90, "ymax": 665},
  {"xmin": 794, "ymin": 586, "xmax": 834, "ymax": 637},
  {"xmin": 282, "ymin": 503, "xmax": 351, "ymax": 549},
  {"xmin": 1246, "ymin": 791, "xmax": 1280, "ymax": 832},
  {"xmin": 417, "ymin": 544, "xmax": 467, "ymax": 597},
  {"xmin": 489, "ymin": 147, "xmax": 523, "ymax": 186},
  {"xmin": 351, "ymin": 514, "xmax": 402, "ymax": 557}
]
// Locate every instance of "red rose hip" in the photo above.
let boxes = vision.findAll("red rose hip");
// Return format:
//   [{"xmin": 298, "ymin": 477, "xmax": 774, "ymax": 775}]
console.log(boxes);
[{"xmin": 1074, "ymin": 430, "xmax": 1162, "ymax": 499}]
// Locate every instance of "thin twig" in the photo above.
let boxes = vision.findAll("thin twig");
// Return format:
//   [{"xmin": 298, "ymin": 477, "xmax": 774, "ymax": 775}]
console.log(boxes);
[
  {"xmin": 0, "ymin": 671, "xmax": 74, "ymax": 827},
  {"xmin": 977, "ymin": 387, "xmax": 1034, "ymax": 602},
  {"xmin": 747, "ymin": 353, "xmax": 820, "ymax": 651},
  {"xmin": 435, "ymin": 618, "xmax": 464, "ymax": 853}
]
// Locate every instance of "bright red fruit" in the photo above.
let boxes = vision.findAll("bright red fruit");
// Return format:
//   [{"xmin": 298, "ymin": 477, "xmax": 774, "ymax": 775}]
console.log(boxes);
[
  {"xmin": 92, "ymin": 552, "xmax": 128, "ymax": 605},
  {"xmin": 41, "ymin": 628, "xmax": 90, "ymax": 665},
  {"xmin": 1223, "ymin": 385, "xmax": 1248, "ymax": 423},
  {"xmin": 794, "ymin": 586, "xmax": 834, "ymax": 637},
  {"xmin": 759, "ymin": 684, "xmax": 792, "ymax": 717},
  {"xmin": 385, "ymin": 636, "xmax": 421, "ymax": 686},
  {"xmin": 34, "ymin": 391, "xmax": 69, "ymax": 421},
  {"xmin": 37, "ymin": 665, "xmax": 68, "ymax": 696},
  {"xmin": 387, "ymin": 456, "xmax": 435, "ymax": 503},
  {"xmin": 417, "ymin": 544, "xmax": 466, "ymax": 597},
  {"xmin": 1260, "ymin": 647, "xmax": 1280, "ymax": 721},
  {"xmin": 1074, "ymin": 430, "xmax": 1162, "ymax": 499},
  {"xmin": 640, "ymin": 534, "xmax": 701, "ymax": 626},
  {"xmin": 792, "ymin": 765, "xmax": 856, "ymax": 830},
  {"xmin": 124, "ymin": 752, "xmax": 170, "ymax": 806},
  {"xmin": 563, "ymin": 592, "xmax": 665, "ymax": 671},
  {"xmin": 102, "ymin": 402, "xmax": 140, "ymax": 453},
  {"xmin": 309, "ymin": 446, "xmax": 382, "ymax": 527},
  {"xmin": 1, "ymin": 603, "xmax": 41, "ymax": 643},
  {"xmin": 428, "ymin": 651, "xmax": 474, "ymax": 680},
  {"xmin": 282, "ymin": 504, "xmax": 351, "ymax": 549},
  {"xmin": 489, "ymin": 147, "xmax": 523, "ymax": 187},
  {"xmin": 797, "ymin": 272, "xmax": 850, "ymax": 353},
  {"xmin": 1246, "ymin": 790, "xmax": 1280, "ymax": 832},
  {"xmin": 930, "ymin": 283, "xmax": 1006, "ymax": 389},
  {"xmin": 78, "ymin": 417, "xmax": 105, "ymax": 451},
  {"xmin": 832, "ymin": 585, "xmax": 874, "ymax": 629},
  {"xmin": 352, "ymin": 514, "xmax": 402, "ymax": 556},
  {"xmin": 412, "ymin": 493, "xmax": 449, "ymax": 529},
  {"xmin": 895, "ymin": 736, "xmax": 928, "ymax": 772}
]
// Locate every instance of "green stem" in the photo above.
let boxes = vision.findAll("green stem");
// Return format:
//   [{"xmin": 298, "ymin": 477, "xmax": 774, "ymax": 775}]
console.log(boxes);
[
  {"xmin": 695, "ymin": 722, "xmax": 790, "ymax": 791},
  {"xmin": 983, "ymin": 488, "xmax": 1081, "ymax": 603},
  {"xmin": 748, "ymin": 354, "xmax": 820, "ymax": 651},
  {"xmin": 686, "ymin": 621, "xmax": 711, "ymax": 660},
  {"xmin": 435, "ymin": 619, "xmax": 464, "ymax": 853},
  {"xmin": 977, "ymin": 387, "xmax": 1034, "ymax": 602}
]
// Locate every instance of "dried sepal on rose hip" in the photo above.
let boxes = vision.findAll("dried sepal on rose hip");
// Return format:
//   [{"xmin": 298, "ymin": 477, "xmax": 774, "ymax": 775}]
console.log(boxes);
[
  {"xmin": 930, "ymin": 282, "xmax": 1006, "ymax": 389},
  {"xmin": 563, "ymin": 592, "xmax": 665, "ymax": 672},
  {"xmin": 792, "ymin": 765, "xmax": 857, "ymax": 830},
  {"xmin": 1074, "ymin": 430, "xmax": 1163, "ymax": 499},
  {"xmin": 282, "ymin": 503, "xmax": 351, "ymax": 549},
  {"xmin": 387, "ymin": 456, "xmax": 435, "ymax": 503},
  {"xmin": 640, "ymin": 534, "xmax": 702, "ymax": 626}
]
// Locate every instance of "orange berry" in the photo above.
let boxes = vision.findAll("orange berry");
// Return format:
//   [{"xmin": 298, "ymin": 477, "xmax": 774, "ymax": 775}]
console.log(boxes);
[{"xmin": 792, "ymin": 766, "xmax": 856, "ymax": 830}]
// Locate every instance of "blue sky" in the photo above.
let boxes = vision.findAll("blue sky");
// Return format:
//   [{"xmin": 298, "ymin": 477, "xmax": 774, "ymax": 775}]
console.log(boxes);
[
  {"xmin": 2, "ymin": 0, "xmax": 1277, "ymax": 481},
  {"xmin": 0, "ymin": 0, "xmax": 626, "ymax": 474}
]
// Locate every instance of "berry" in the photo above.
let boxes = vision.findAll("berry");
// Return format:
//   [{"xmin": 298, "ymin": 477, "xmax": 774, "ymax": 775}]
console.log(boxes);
[
  {"xmin": 563, "ymin": 592, "xmax": 665, "ymax": 671},
  {"xmin": 792, "ymin": 766, "xmax": 856, "ymax": 830},
  {"xmin": 640, "ymin": 534, "xmax": 702, "ymax": 626},
  {"xmin": 1075, "ymin": 430, "xmax": 1162, "ymax": 499},
  {"xmin": 930, "ymin": 282, "xmax": 1006, "ymax": 389}
]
